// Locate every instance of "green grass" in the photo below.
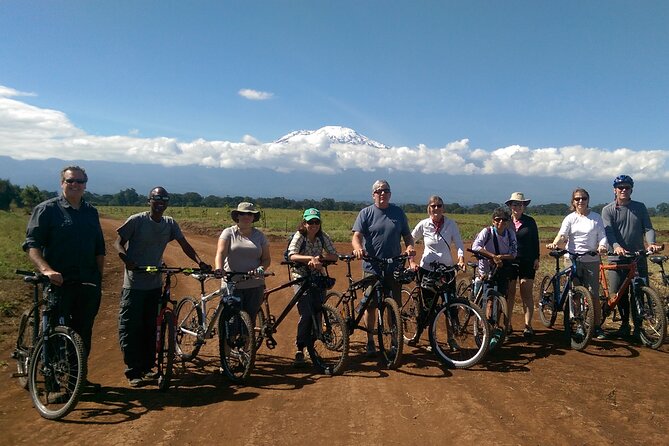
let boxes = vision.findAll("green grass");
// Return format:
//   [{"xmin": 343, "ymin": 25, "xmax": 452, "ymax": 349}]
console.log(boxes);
[{"xmin": 0, "ymin": 210, "xmax": 32, "ymax": 279}]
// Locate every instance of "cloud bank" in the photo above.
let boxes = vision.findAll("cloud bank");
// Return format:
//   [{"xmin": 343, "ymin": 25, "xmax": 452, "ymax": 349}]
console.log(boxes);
[
  {"xmin": 1, "ymin": 85, "xmax": 668, "ymax": 182},
  {"xmin": 238, "ymin": 88, "xmax": 274, "ymax": 100}
]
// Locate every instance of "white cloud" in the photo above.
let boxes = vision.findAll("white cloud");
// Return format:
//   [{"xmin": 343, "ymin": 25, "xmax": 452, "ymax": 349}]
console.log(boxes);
[
  {"xmin": 238, "ymin": 88, "xmax": 274, "ymax": 101},
  {"xmin": 1, "ymin": 85, "xmax": 668, "ymax": 183}
]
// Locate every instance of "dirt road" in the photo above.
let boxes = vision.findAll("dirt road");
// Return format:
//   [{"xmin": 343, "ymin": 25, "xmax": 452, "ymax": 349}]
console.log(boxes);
[{"xmin": 1, "ymin": 217, "xmax": 668, "ymax": 445}]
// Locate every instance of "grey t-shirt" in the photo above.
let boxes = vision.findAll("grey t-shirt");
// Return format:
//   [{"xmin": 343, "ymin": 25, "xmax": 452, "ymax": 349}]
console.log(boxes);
[
  {"xmin": 118, "ymin": 211, "xmax": 184, "ymax": 290},
  {"xmin": 219, "ymin": 226, "xmax": 269, "ymax": 289},
  {"xmin": 601, "ymin": 199, "xmax": 656, "ymax": 260}
]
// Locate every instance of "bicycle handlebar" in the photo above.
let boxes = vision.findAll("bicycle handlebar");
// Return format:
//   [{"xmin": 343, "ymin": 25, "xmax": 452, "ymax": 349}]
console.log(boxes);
[
  {"xmin": 362, "ymin": 254, "xmax": 410, "ymax": 265},
  {"xmin": 548, "ymin": 249, "xmax": 598, "ymax": 258},
  {"xmin": 15, "ymin": 269, "xmax": 50, "ymax": 285}
]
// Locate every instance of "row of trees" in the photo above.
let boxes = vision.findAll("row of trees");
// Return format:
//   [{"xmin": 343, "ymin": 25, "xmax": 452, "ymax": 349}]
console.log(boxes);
[{"xmin": 2, "ymin": 178, "xmax": 669, "ymax": 216}]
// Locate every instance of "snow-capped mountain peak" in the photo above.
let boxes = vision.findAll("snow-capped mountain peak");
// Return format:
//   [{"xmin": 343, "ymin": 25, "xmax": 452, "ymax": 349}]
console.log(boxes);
[{"xmin": 274, "ymin": 126, "xmax": 388, "ymax": 149}]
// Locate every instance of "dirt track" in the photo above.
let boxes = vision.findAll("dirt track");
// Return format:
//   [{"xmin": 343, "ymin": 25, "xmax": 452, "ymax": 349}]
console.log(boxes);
[{"xmin": 1, "ymin": 217, "xmax": 668, "ymax": 446}]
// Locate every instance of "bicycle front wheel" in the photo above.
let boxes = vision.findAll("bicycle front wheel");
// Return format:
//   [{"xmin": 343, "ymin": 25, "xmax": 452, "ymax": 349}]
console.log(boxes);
[
  {"xmin": 377, "ymin": 297, "xmax": 403, "ymax": 369},
  {"xmin": 175, "ymin": 296, "xmax": 203, "ymax": 361},
  {"xmin": 157, "ymin": 312, "xmax": 176, "ymax": 391},
  {"xmin": 306, "ymin": 303, "xmax": 349, "ymax": 375},
  {"xmin": 538, "ymin": 275, "xmax": 559, "ymax": 328},
  {"xmin": 636, "ymin": 286, "xmax": 667, "ymax": 349},
  {"xmin": 429, "ymin": 298, "xmax": 489, "ymax": 369},
  {"xmin": 565, "ymin": 286, "xmax": 595, "ymax": 351},
  {"xmin": 400, "ymin": 287, "xmax": 421, "ymax": 344},
  {"xmin": 219, "ymin": 309, "xmax": 256, "ymax": 383},
  {"xmin": 28, "ymin": 326, "xmax": 86, "ymax": 420},
  {"xmin": 326, "ymin": 290, "xmax": 351, "ymax": 321},
  {"xmin": 16, "ymin": 306, "xmax": 40, "ymax": 389}
]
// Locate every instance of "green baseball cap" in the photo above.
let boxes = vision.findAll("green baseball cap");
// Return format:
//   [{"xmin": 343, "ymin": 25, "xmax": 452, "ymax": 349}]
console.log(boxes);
[{"xmin": 303, "ymin": 208, "xmax": 321, "ymax": 221}]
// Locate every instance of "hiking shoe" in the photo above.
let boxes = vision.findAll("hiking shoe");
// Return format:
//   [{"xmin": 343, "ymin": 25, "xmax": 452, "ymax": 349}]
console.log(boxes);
[
  {"xmin": 594, "ymin": 327, "xmax": 606, "ymax": 340},
  {"xmin": 128, "ymin": 377, "xmax": 143, "ymax": 388},
  {"xmin": 614, "ymin": 324, "xmax": 631, "ymax": 338},
  {"xmin": 47, "ymin": 391, "xmax": 68, "ymax": 404},
  {"xmin": 142, "ymin": 370, "xmax": 159, "ymax": 382},
  {"xmin": 365, "ymin": 341, "xmax": 377, "ymax": 357},
  {"xmin": 523, "ymin": 326, "xmax": 534, "ymax": 338},
  {"xmin": 293, "ymin": 350, "xmax": 306, "ymax": 367}
]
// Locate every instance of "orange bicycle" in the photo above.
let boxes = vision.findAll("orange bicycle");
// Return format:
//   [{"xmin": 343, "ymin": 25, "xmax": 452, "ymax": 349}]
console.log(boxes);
[{"xmin": 599, "ymin": 250, "xmax": 667, "ymax": 349}]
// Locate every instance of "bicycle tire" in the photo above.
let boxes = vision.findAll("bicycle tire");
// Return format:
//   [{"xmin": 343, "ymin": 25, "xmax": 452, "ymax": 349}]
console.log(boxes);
[
  {"xmin": 429, "ymin": 298, "xmax": 489, "ymax": 369},
  {"xmin": 377, "ymin": 297, "xmax": 403, "ymax": 369},
  {"xmin": 28, "ymin": 326, "xmax": 86, "ymax": 420},
  {"xmin": 157, "ymin": 312, "xmax": 176, "ymax": 391},
  {"xmin": 564, "ymin": 285, "xmax": 595, "ymax": 351},
  {"xmin": 326, "ymin": 290, "xmax": 351, "ymax": 320},
  {"xmin": 636, "ymin": 286, "xmax": 667, "ymax": 349},
  {"xmin": 219, "ymin": 309, "xmax": 256, "ymax": 383},
  {"xmin": 538, "ymin": 274, "xmax": 559, "ymax": 328},
  {"xmin": 254, "ymin": 306, "xmax": 266, "ymax": 351},
  {"xmin": 486, "ymin": 290, "xmax": 508, "ymax": 351},
  {"xmin": 400, "ymin": 286, "xmax": 421, "ymax": 344},
  {"xmin": 15, "ymin": 307, "xmax": 40, "ymax": 389},
  {"xmin": 175, "ymin": 296, "xmax": 203, "ymax": 361},
  {"xmin": 306, "ymin": 303, "xmax": 349, "ymax": 375}
]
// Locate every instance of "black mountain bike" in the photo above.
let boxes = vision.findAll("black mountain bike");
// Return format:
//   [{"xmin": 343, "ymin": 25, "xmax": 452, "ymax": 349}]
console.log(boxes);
[
  {"xmin": 11, "ymin": 270, "xmax": 86, "ymax": 420},
  {"xmin": 256, "ymin": 261, "xmax": 349, "ymax": 375},
  {"xmin": 325, "ymin": 254, "xmax": 406, "ymax": 369},
  {"xmin": 400, "ymin": 262, "xmax": 489, "ymax": 368}
]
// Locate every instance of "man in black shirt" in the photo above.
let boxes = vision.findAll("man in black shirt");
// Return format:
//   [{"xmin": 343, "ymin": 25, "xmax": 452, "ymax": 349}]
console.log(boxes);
[{"xmin": 23, "ymin": 165, "xmax": 106, "ymax": 391}]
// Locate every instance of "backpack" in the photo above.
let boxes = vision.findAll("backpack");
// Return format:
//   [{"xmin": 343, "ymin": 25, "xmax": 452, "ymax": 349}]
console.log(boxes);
[{"xmin": 283, "ymin": 232, "xmax": 326, "ymax": 261}]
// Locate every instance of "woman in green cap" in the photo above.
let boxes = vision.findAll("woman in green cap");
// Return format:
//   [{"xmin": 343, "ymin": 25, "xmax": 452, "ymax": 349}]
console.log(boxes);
[{"xmin": 286, "ymin": 208, "xmax": 338, "ymax": 366}]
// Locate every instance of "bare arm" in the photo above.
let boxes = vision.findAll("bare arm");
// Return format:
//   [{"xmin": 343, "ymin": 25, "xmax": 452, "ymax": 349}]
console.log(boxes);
[
  {"xmin": 352, "ymin": 231, "xmax": 365, "ymax": 259},
  {"xmin": 215, "ymin": 237, "xmax": 228, "ymax": 270},
  {"xmin": 176, "ymin": 237, "xmax": 207, "ymax": 267}
]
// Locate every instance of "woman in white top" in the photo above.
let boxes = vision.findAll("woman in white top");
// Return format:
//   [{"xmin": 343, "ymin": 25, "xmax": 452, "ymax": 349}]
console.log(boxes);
[{"xmin": 546, "ymin": 188, "xmax": 607, "ymax": 336}]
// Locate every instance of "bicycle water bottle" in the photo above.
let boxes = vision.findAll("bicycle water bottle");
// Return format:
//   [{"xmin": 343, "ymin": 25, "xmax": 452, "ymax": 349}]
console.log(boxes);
[{"xmin": 473, "ymin": 277, "xmax": 482, "ymax": 298}]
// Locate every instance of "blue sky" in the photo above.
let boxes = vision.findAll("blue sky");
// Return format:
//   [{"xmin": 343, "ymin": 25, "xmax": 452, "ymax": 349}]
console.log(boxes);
[{"xmin": 1, "ymin": 1, "xmax": 669, "ymax": 204}]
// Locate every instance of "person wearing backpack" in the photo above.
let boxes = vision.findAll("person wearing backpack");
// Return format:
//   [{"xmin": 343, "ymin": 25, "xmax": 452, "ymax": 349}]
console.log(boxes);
[{"xmin": 286, "ymin": 208, "xmax": 338, "ymax": 367}]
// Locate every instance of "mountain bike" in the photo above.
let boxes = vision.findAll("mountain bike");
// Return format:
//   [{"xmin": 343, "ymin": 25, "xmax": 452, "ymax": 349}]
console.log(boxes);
[
  {"xmin": 325, "ymin": 254, "xmax": 406, "ymax": 369},
  {"xmin": 11, "ymin": 270, "xmax": 86, "ymax": 420},
  {"xmin": 458, "ymin": 249, "xmax": 510, "ymax": 352},
  {"xmin": 599, "ymin": 251, "xmax": 667, "ymax": 349},
  {"xmin": 400, "ymin": 262, "xmax": 489, "ymax": 368},
  {"xmin": 175, "ymin": 270, "xmax": 271, "ymax": 383},
  {"xmin": 256, "ymin": 261, "xmax": 349, "ymax": 375},
  {"xmin": 134, "ymin": 266, "xmax": 201, "ymax": 390},
  {"xmin": 649, "ymin": 254, "xmax": 669, "ymax": 322},
  {"xmin": 538, "ymin": 250, "xmax": 597, "ymax": 350}
]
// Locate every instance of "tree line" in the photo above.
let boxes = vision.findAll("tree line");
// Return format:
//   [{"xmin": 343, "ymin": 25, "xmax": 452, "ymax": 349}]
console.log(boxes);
[{"xmin": 2, "ymin": 178, "xmax": 669, "ymax": 217}]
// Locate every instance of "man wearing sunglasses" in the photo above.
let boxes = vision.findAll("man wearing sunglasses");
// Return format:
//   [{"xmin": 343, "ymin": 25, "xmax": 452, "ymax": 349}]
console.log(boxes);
[
  {"xmin": 352, "ymin": 179, "xmax": 415, "ymax": 355},
  {"xmin": 23, "ymin": 165, "xmax": 106, "ymax": 392},
  {"xmin": 601, "ymin": 175, "xmax": 662, "ymax": 340},
  {"xmin": 114, "ymin": 186, "xmax": 210, "ymax": 386}
]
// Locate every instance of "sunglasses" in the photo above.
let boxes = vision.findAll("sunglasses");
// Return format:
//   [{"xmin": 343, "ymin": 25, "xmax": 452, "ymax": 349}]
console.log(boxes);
[
  {"xmin": 616, "ymin": 186, "xmax": 631, "ymax": 191},
  {"xmin": 374, "ymin": 188, "xmax": 391, "ymax": 195},
  {"xmin": 237, "ymin": 211, "xmax": 255, "ymax": 216},
  {"xmin": 429, "ymin": 204, "xmax": 444, "ymax": 209},
  {"xmin": 306, "ymin": 220, "xmax": 321, "ymax": 225},
  {"xmin": 509, "ymin": 201, "xmax": 524, "ymax": 206},
  {"xmin": 573, "ymin": 197, "xmax": 588, "ymax": 202},
  {"xmin": 64, "ymin": 178, "xmax": 87, "ymax": 184},
  {"xmin": 493, "ymin": 217, "xmax": 509, "ymax": 222},
  {"xmin": 150, "ymin": 195, "xmax": 170, "ymax": 202}
]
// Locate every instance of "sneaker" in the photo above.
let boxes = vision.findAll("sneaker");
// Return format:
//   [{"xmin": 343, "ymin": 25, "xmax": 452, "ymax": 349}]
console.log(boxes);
[
  {"xmin": 523, "ymin": 326, "xmax": 534, "ymax": 338},
  {"xmin": 365, "ymin": 341, "xmax": 377, "ymax": 357},
  {"xmin": 142, "ymin": 370, "xmax": 159, "ymax": 381},
  {"xmin": 595, "ymin": 327, "xmax": 607, "ymax": 340},
  {"xmin": 293, "ymin": 350, "xmax": 306, "ymax": 367},
  {"xmin": 128, "ymin": 377, "xmax": 143, "ymax": 388},
  {"xmin": 47, "ymin": 391, "xmax": 68, "ymax": 404}
]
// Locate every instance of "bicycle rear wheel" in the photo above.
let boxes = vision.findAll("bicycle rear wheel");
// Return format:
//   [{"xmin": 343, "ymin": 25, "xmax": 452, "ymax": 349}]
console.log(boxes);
[
  {"xmin": 306, "ymin": 303, "xmax": 349, "ymax": 375},
  {"xmin": 377, "ymin": 297, "xmax": 403, "ymax": 369},
  {"xmin": 326, "ymin": 290, "xmax": 351, "ymax": 320},
  {"xmin": 28, "ymin": 326, "xmax": 86, "ymax": 420},
  {"xmin": 538, "ymin": 275, "xmax": 559, "ymax": 328},
  {"xmin": 429, "ymin": 298, "xmax": 489, "ymax": 368},
  {"xmin": 175, "ymin": 296, "xmax": 203, "ymax": 361},
  {"xmin": 219, "ymin": 310, "xmax": 256, "ymax": 383},
  {"xmin": 254, "ymin": 306, "xmax": 266, "ymax": 351},
  {"xmin": 564, "ymin": 286, "xmax": 595, "ymax": 351},
  {"xmin": 157, "ymin": 312, "xmax": 176, "ymax": 391},
  {"xmin": 400, "ymin": 286, "xmax": 421, "ymax": 344},
  {"xmin": 15, "ymin": 306, "xmax": 40, "ymax": 389},
  {"xmin": 636, "ymin": 286, "xmax": 667, "ymax": 349}
]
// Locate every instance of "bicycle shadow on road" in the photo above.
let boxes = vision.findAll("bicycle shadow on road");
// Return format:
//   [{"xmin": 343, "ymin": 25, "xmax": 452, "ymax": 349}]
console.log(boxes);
[{"xmin": 394, "ymin": 344, "xmax": 453, "ymax": 378}]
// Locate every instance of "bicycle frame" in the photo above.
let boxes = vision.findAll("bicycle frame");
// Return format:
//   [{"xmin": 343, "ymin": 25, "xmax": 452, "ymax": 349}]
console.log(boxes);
[
  {"xmin": 546, "ymin": 252, "xmax": 582, "ymax": 313},
  {"xmin": 599, "ymin": 254, "xmax": 644, "ymax": 317}
]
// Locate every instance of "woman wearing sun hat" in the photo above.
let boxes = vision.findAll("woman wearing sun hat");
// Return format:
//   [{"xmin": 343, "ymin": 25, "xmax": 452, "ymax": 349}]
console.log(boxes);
[
  {"xmin": 286, "ymin": 208, "xmax": 338, "ymax": 366},
  {"xmin": 215, "ymin": 202, "xmax": 271, "ymax": 322},
  {"xmin": 505, "ymin": 192, "xmax": 540, "ymax": 338}
]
